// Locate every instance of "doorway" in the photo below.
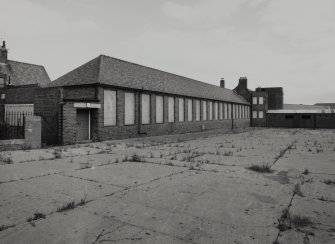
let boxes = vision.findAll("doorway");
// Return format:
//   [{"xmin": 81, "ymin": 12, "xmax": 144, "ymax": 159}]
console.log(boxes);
[{"xmin": 77, "ymin": 109, "xmax": 90, "ymax": 141}]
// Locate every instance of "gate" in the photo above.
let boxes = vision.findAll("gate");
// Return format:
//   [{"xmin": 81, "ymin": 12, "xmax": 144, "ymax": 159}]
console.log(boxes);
[
  {"xmin": 35, "ymin": 112, "xmax": 60, "ymax": 145},
  {"xmin": 0, "ymin": 112, "xmax": 27, "ymax": 140}
]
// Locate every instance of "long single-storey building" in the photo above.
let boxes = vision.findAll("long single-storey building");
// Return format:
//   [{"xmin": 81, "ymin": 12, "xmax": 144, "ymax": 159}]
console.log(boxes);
[{"xmin": 39, "ymin": 55, "xmax": 251, "ymax": 145}]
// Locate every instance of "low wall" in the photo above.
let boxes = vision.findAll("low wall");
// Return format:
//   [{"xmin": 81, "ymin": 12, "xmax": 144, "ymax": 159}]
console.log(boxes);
[{"xmin": 0, "ymin": 116, "xmax": 41, "ymax": 151}]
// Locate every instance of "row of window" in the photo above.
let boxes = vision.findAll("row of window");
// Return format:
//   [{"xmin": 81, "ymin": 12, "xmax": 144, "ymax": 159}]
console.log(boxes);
[
  {"xmin": 252, "ymin": 96, "xmax": 264, "ymax": 105},
  {"xmin": 104, "ymin": 90, "xmax": 250, "ymax": 126}
]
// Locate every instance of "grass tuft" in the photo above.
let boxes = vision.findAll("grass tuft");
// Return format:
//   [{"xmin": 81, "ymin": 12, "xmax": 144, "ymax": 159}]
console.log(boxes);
[
  {"xmin": 26, "ymin": 212, "xmax": 46, "ymax": 222},
  {"xmin": 57, "ymin": 201, "xmax": 75, "ymax": 212},
  {"xmin": 291, "ymin": 215, "xmax": 313, "ymax": 228},
  {"xmin": 247, "ymin": 164, "xmax": 273, "ymax": 173}
]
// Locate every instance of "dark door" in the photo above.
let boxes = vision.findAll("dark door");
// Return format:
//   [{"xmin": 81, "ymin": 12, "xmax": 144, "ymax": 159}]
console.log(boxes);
[{"xmin": 77, "ymin": 109, "xmax": 89, "ymax": 141}]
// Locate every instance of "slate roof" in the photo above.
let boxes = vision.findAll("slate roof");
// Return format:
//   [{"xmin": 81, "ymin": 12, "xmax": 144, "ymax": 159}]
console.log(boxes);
[
  {"xmin": 49, "ymin": 55, "xmax": 248, "ymax": 104},
  {"xmin": 0, "ymin": 60, "xmax": 50, "ymax": 86}
]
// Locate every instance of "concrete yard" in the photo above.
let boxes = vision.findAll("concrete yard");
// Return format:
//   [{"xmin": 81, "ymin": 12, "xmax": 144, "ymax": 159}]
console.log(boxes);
[{"xmin": 0, "ymin": 128, "xmax": 334, "ymax": 244}]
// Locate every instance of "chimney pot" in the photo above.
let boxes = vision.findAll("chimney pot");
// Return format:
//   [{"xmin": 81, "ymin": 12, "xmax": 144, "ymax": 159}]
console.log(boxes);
[
  {"xmin": 220, "ymin": 78, "xmax": 225, "ymax": 88},
  {"xmin": 0, "ymin": 41, "xmax": 8, "ymax": 63}
]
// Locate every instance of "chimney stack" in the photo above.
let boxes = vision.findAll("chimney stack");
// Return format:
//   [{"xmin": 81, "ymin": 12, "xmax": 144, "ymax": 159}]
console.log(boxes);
[
  {"xmin": 0, "ymin": 41, "xmax": 8, "ymax": 64},
  {"xmin": 238, "ymin": 77, "xmax": 247, "ymax": 90},
  {"xmin": 220, "ymin": 78, "xmax": 225, "ymax": 88}
]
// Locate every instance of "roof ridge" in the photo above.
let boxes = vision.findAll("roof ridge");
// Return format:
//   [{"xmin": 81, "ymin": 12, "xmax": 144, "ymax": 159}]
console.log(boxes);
[
  {"xmin": 8, "ymin": 59, "xmax": 45, "ymax": 68},
  {"xmin": 99, "ymin": 54, "xmax": 232, "ymax": 92},
  {"xmin": 96, "ymin": 55, "xmax": 103, "ymax": 84}
]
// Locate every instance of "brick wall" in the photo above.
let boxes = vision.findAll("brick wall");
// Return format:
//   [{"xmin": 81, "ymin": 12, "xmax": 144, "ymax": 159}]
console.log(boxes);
[
  {"xmin": 62, "ymin": 102, "xmax": 78, "ymax": 144},
  {"xmin": 97, "ymin": 87, "xmax": 250, "ymax": 143},
  {"xmin": 0, "ymin": 86, "xmax": 37, "ymax": 105},
  {"xmin": 61, "ymin": 86, "xmax": 251, "ymax": 144},
  {"xmin": 63, "ymin": 86, "xmax": 97, "ymax": 100},
  {"xmin": 34, "ymin": 87, "xmax": 62, "ymax": 145}
]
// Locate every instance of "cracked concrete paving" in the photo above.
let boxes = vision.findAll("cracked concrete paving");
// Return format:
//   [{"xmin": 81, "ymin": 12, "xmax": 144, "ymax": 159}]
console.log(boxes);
[{"xmin": 0, "ymin": 128, "xmax": 334, "ymax": 243}]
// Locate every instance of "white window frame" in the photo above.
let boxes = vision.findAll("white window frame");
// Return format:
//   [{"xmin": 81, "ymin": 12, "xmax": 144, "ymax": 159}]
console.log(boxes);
[
  {"xmin": 219, "ymin": 102, "xmax": 223, "ymax": 120},
  {"xmin": 104, "ymin": 89, "xmax": 117, "ymax": 126},
  {"xmin": 202, "ymin": 100, "xmax": 207, "ymax": 120},
  {"xmin": 227, "ymin": 104, "xmax": 231, "ymax": 119},
  {"xmin": 253, "ymin": 97, "xmax": 258, "ymax": 105},
  {"xmin": 156, "ymin": 95, "xmax": 164, "ymax": 124},
  {"xmin": 178, "ymin": 98, "xmax": 184, "ymax": 122},
  {"xmin": 253, "ymin": 111, "xmax": 258, "ymax": 119},
  {"xmin": 214, "ymin": 102, "xmax": 218, "ymax": 120},
  {"xmin": 168, "ymin": 97, "xmax": 175, "ymax": 123},
  {"xmin": 187, "ymin": 99, "xmax": 193, "ymax": 121},
  {"xmin": 208, "ymin": 101, "xmax": 213, "ymax": 120},
  {"xmin": 124, "ymin": 92, "xmax": 135, "ymax": 125},
  {"xmin": 141, "ymin": 94, "xmax": 150, "ymax": 125},
  {"xmin": 195, "ymin": 100, "xmax": 200, "ymax": 121}
]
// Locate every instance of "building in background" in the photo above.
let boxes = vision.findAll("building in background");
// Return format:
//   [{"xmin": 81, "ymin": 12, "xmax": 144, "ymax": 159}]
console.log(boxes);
[
  {"xmin": 0, "ymin": 41, "xmax": 50, "ymax": 122},
  {"xmin": 234, "ymin": 77, "xmax": 335, "ymax": 129}
]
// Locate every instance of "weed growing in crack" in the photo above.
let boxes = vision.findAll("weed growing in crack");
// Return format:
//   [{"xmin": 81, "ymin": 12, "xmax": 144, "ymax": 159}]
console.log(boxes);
[
  {"xmin": 247, "ymin": 164, "xmax": 273, "ymax": 173},
  {"xmin": 129, "ymin": 153, "xmax": 143, "ymax": 162},
  {"xmin": 26, "ymin": 212, "xmax": 46, "ymax": 222},
  {"xmin": 302, "ymin": 169, "xmax": 309, "ymax": 175},
  {"xmin": 57, "ymin": 201, "xmax": 76, "ymax": 212},
  {"xmin": 291, "ymin": 215, "xmax": 313, "ymax": 228},
  {"xmin": 323, "ymin": 179, "xmax": 335, "ymax": 185},
  {"xmin": 53, "ymin": 149, "xmax": 62, "ymax": 159},
  {"xmin": 223, "ymin": 151, "xmax": 233, "ymax": 156},
  {"xmin": 0, "ymin": 224, "xmax": 15, "ymax": 232},
  {"xmin": 0, "ymin": 155, "xmax": 13, "ymax": 164},
  {"xmin": 80, "ymin": 161, "xmax": 92, "ymax": 169},
  {"xmin": 189, "ymin": 164, "xmax": 195, "ymax": 170},
  {"xmin": 293, "ymin": 183, "xmax": 304, "ymax": 197},
  {"xmin": 165, "ymin": 161, "xmax": 173, "ymax": 166}
]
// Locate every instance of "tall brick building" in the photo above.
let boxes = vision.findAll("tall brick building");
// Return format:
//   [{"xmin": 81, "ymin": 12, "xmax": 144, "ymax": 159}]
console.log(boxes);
[{"xmin": 42, "ymin": 55, "xmax": 251, "ymax": 145}]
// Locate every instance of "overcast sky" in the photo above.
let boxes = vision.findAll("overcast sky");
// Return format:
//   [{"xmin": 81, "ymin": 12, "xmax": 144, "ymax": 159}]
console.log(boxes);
[{"xmin": 1, "ymin": 0, "xmax": 334, "ymax": 104}]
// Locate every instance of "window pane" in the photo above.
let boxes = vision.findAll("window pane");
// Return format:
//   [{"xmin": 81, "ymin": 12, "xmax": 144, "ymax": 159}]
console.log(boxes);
[
  {"xmin": 227, "ymin": 104, "xmax": 231, "ymax": 119},
  {"xmin": 259, "ymin": 97, "xmax": 264, "ymax": 104},
  {"xmin": 202, "ymin": 100, "xmax": 207, "ymax": 120},
  {"xmin": 0, "ymin": 77, "xmax": 4, "ymax": 87},
  {"xmin": 209, "ymin": 101, "xmax": 213, "ymax": 120},
  {"xmin": 104, "ymin": 90, "xmax": 116, "ymax": 126},
  {"xmin": 125, "ymin": 92, "xmax": 135, "ymax": 125},
  {"xmin": 187, "ymin": 99, "xmax": 192, "ymax": 121},
  {"xmin": 253, "ymin": 111, "xmax": 258, "ymax": 118},
  {"xmin": 141, "ymin": 94, "xmax": 150, "ymax": 124},
  {"xmin": 253, "ymin": 97, "xmax": 258, "ymax": 104},
  {"xmin": 224, "ymin": 103, "xmax": 227, "ymax": 119},
  {"xmin": 178, "ymin": 98, "xmax": 184, "ymax": 122},
  {"xmin": 213, "ymin": 102, "xmax": 218, "ymax": 120},
  {"xmin": 156, "ymin": 96, "xmax": 163, "ymax": 123},
  {"xmin": 195, "ymin": 100, "xmax": 200, "ymax": 121},
  {"xmin": 219, "ymin": 103, "xmax": 223, "ymax": 120},
  {"xmin": 259, "ymin": 111, "xmax": 264, "ymax": 118},
  {"xmin": 168, "ymin": 97, "xmax": 175, "ymax": 122}
]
